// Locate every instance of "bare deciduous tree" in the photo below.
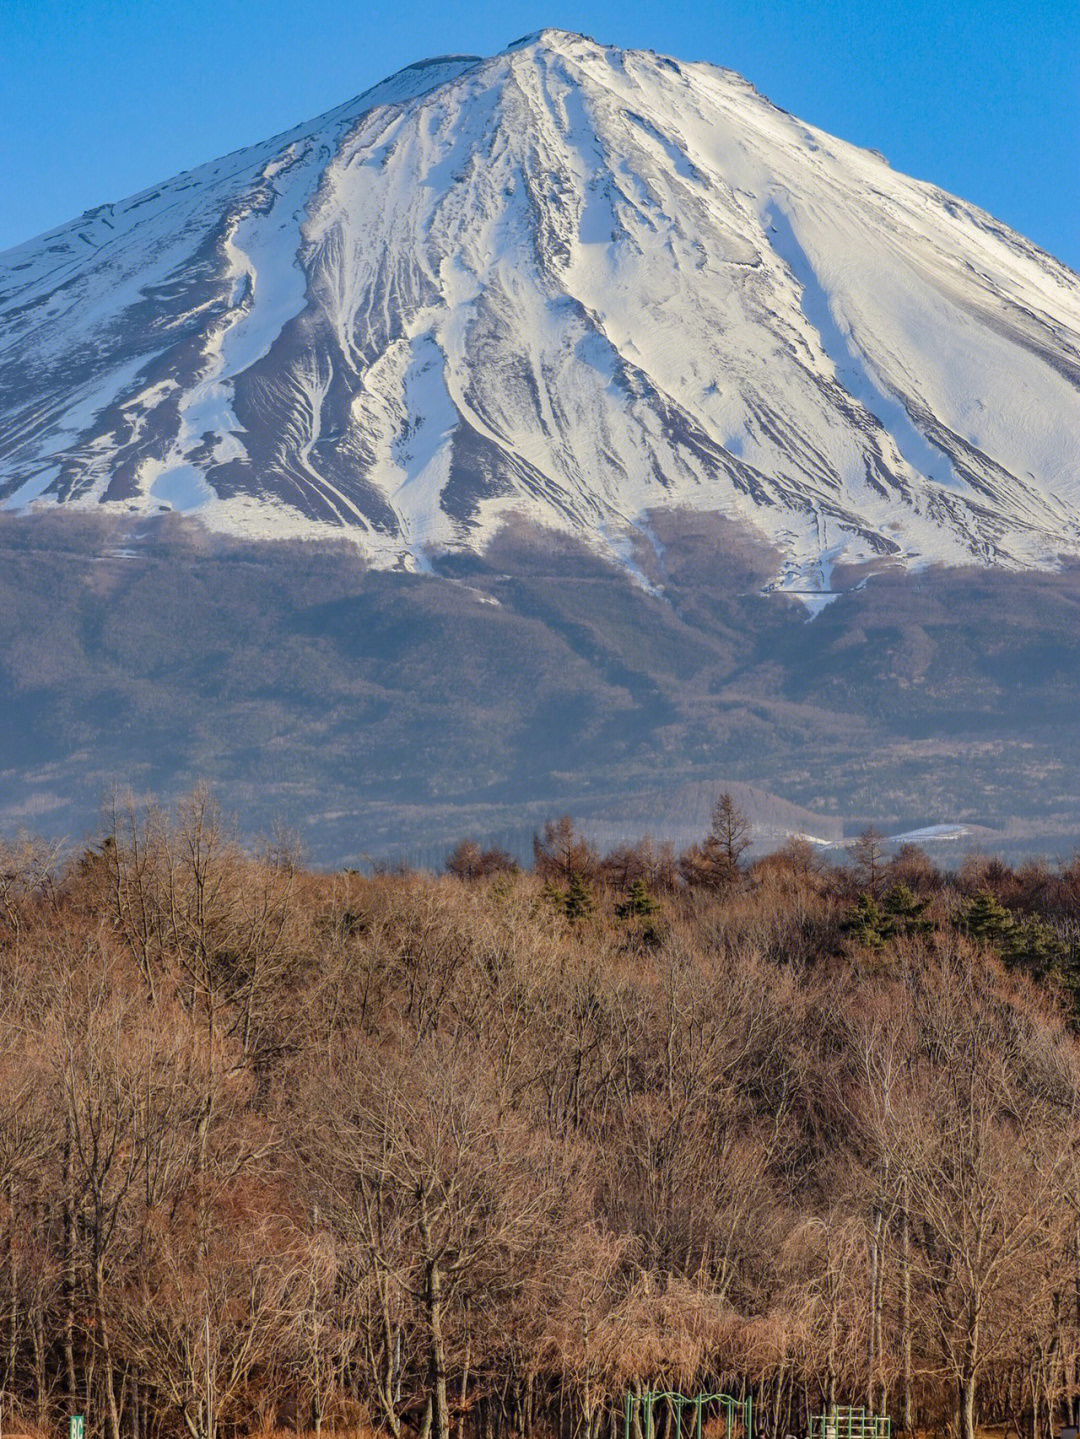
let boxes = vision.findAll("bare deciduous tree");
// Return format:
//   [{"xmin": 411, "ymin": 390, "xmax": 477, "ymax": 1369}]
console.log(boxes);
[{"xmin": 2, "ymin": 792, "xmax": 1080, "ymax": 1439}]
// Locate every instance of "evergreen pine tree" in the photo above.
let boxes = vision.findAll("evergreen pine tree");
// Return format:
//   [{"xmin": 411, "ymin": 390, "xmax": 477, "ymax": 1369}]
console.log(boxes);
[
  {"xmin": 880, "ymin": 882, "xmax": 932, "ymax": 937},
  {"xmin": 959, "ymin": 891, "xmax": 1015, "ymax": 946},
  {"xmin": 1003, "ymin": 913, "xmax": 1072, "ymax": 980},
  {"xmin": 615, "ymin": 878, "xmax": 659, "ymax": 919},
  {"xmin": 841, "ymin": 894, "xmax": 889, "ymax": 948},
  {"xmin": 564, "ymin": 874, "xmax": 596, "ymax": 922}
]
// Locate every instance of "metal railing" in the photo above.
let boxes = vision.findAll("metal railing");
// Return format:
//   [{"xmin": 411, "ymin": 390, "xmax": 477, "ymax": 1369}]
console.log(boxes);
[
  {"xmin": 809, "ymin": 1408, "xmax": 890, "ymax": 1439},
  {"xmin": 625, "ymin": 1390, "xmax": 754, "ymax": 1439}
]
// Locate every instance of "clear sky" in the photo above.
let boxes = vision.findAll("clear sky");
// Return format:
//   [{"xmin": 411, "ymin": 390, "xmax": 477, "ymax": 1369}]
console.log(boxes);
[{"xmin": 2, "ymin": 0, "xmax": 1077, "ymax": 268}]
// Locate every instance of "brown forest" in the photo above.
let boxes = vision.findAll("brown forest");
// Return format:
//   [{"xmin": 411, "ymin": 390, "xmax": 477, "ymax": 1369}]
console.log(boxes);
[{"xmin": 4, "ymin": 794, "xmax": 1080, "ymax": 1439}]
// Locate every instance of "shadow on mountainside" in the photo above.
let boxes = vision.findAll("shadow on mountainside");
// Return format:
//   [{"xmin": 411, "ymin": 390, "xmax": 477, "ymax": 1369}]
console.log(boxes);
[{"xmin": 2, "ymin": 510, "xmax": 1080, "ymax": 864}]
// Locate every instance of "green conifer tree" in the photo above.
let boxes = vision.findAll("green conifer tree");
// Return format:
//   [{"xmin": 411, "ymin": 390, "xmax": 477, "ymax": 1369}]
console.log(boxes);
[
  {"xmin": 615, "ymin": 878, "xmax": 659, "ymax": 919},
  {"xmin": 564, "ymin": 874, "xmax": 596, "ymax": 922},
  {"xmin": 959, "ymin": 891, "xmax": 1015, "ymax": 946},
  {"xmin": 880, "ymin": 883, "xmax": 932, "ymax": 938},
  {"xmin": 841, "ymin": 894, "xmax": 889, "ymax": 948}
]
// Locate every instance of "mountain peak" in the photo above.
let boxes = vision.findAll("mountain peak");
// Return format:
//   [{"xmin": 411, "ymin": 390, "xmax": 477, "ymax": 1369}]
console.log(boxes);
[
  {"xmin": 505, "ymin": 27, "xmax": 591, "ymax": 49},
  {"xmin": 2, "ymin": 33, "xmax": 1079, "ymax": 601}
]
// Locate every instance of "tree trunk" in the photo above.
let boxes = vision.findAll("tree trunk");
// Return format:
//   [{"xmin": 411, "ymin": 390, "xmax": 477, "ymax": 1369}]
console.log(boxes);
[
  {"xmin": 457, "ymin": 1324, "xmax": 471, "ymax": 1439},
  {"xmin": 5, "ymin": 1178, "xmax": 16, "ymax": 1400},
  {"xmin": 63, "ymin": 1122, "xmax": 78, "ymax": 1408},
  {"xmin": 773, "ymin": 1364, "xmax": 786, "ymax": 1439},
  {"xmin": 32, "ymin": 1278, "xmax": 47, "ymax": 1426},
  {"xmin": 900, "ymin": 1179, "xmax": 912, "ymax": 1435},
  {"xmin": 95, "ymin": 1253, "xmax": 123, "ymax": 1439},
  {"xmin": 419, "ymin": 1196, "xmax": 450, "ymax": 1439},
  {"xmin": 868, "ymin": 1208, "xmax": 881, "ymax": 1412},
  {"xmin": 960, "ymin": 1374, "xmax": 977, "ymax": 1439},
  {"xmin": 631, "ymin": 1386, "xmax": 645, "ymax": 1439}
]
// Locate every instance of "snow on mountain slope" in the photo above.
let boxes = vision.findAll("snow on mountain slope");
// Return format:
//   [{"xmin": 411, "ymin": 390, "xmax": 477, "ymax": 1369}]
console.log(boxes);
[{"xmin": 3, "ymin": 29, "xmax": 1080, "ymax": 598}]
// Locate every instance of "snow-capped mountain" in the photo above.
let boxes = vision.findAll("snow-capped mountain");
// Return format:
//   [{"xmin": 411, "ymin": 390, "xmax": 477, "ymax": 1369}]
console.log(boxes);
[{"xmin": 3, "ymin": 29, "xmax": 1080, "ymax": 599}]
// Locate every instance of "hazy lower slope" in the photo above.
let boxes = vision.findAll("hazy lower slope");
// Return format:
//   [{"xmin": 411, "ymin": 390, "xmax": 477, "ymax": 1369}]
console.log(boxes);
[
  {"xmin": 3, "ymin": 30, "xmax": 1080, "ymax": 600},
  {"xmin": 5, "ymin": 513, "xmax": 1080, "ymax": 864}
]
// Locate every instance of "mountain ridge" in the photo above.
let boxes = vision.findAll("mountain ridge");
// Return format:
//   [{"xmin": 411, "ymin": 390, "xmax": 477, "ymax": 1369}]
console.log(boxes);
[{"xmin": 3, "ymin": 29, "xmax": 1080, "ymax": 603}]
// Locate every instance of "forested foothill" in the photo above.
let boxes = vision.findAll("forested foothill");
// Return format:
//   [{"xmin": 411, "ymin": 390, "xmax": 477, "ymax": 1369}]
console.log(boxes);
[{"xmin": 4, "ymin": 794, "xmax": 1080, "ymax": 1439}]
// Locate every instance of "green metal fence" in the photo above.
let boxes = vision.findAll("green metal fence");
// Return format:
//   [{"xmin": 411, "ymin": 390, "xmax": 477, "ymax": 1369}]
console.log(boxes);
[
  {"xmin": 625, "ymin": 1390, "xmax": 753, "ymax": 1439},
  {"xmin": 809, "ymin": 1408, "xmax": 890, "ymax": 1439}
]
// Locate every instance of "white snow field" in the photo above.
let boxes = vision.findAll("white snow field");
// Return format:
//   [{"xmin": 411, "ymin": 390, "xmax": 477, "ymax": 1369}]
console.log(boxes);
[{"xmin": 3, "ymin": 30, "xmax": 1080, "ymax": 599}]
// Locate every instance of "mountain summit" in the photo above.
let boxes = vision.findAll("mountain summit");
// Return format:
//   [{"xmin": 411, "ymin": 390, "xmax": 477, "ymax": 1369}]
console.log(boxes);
[{"xmin": 3, "ymin": 30, "xmax": 1080, "ymax": 598}]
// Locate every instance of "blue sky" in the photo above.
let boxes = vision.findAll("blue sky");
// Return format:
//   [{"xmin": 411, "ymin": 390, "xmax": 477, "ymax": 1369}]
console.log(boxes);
[{"xmin": 2, "ymin": 0, "xmax": 1077, "ymax": 267}]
